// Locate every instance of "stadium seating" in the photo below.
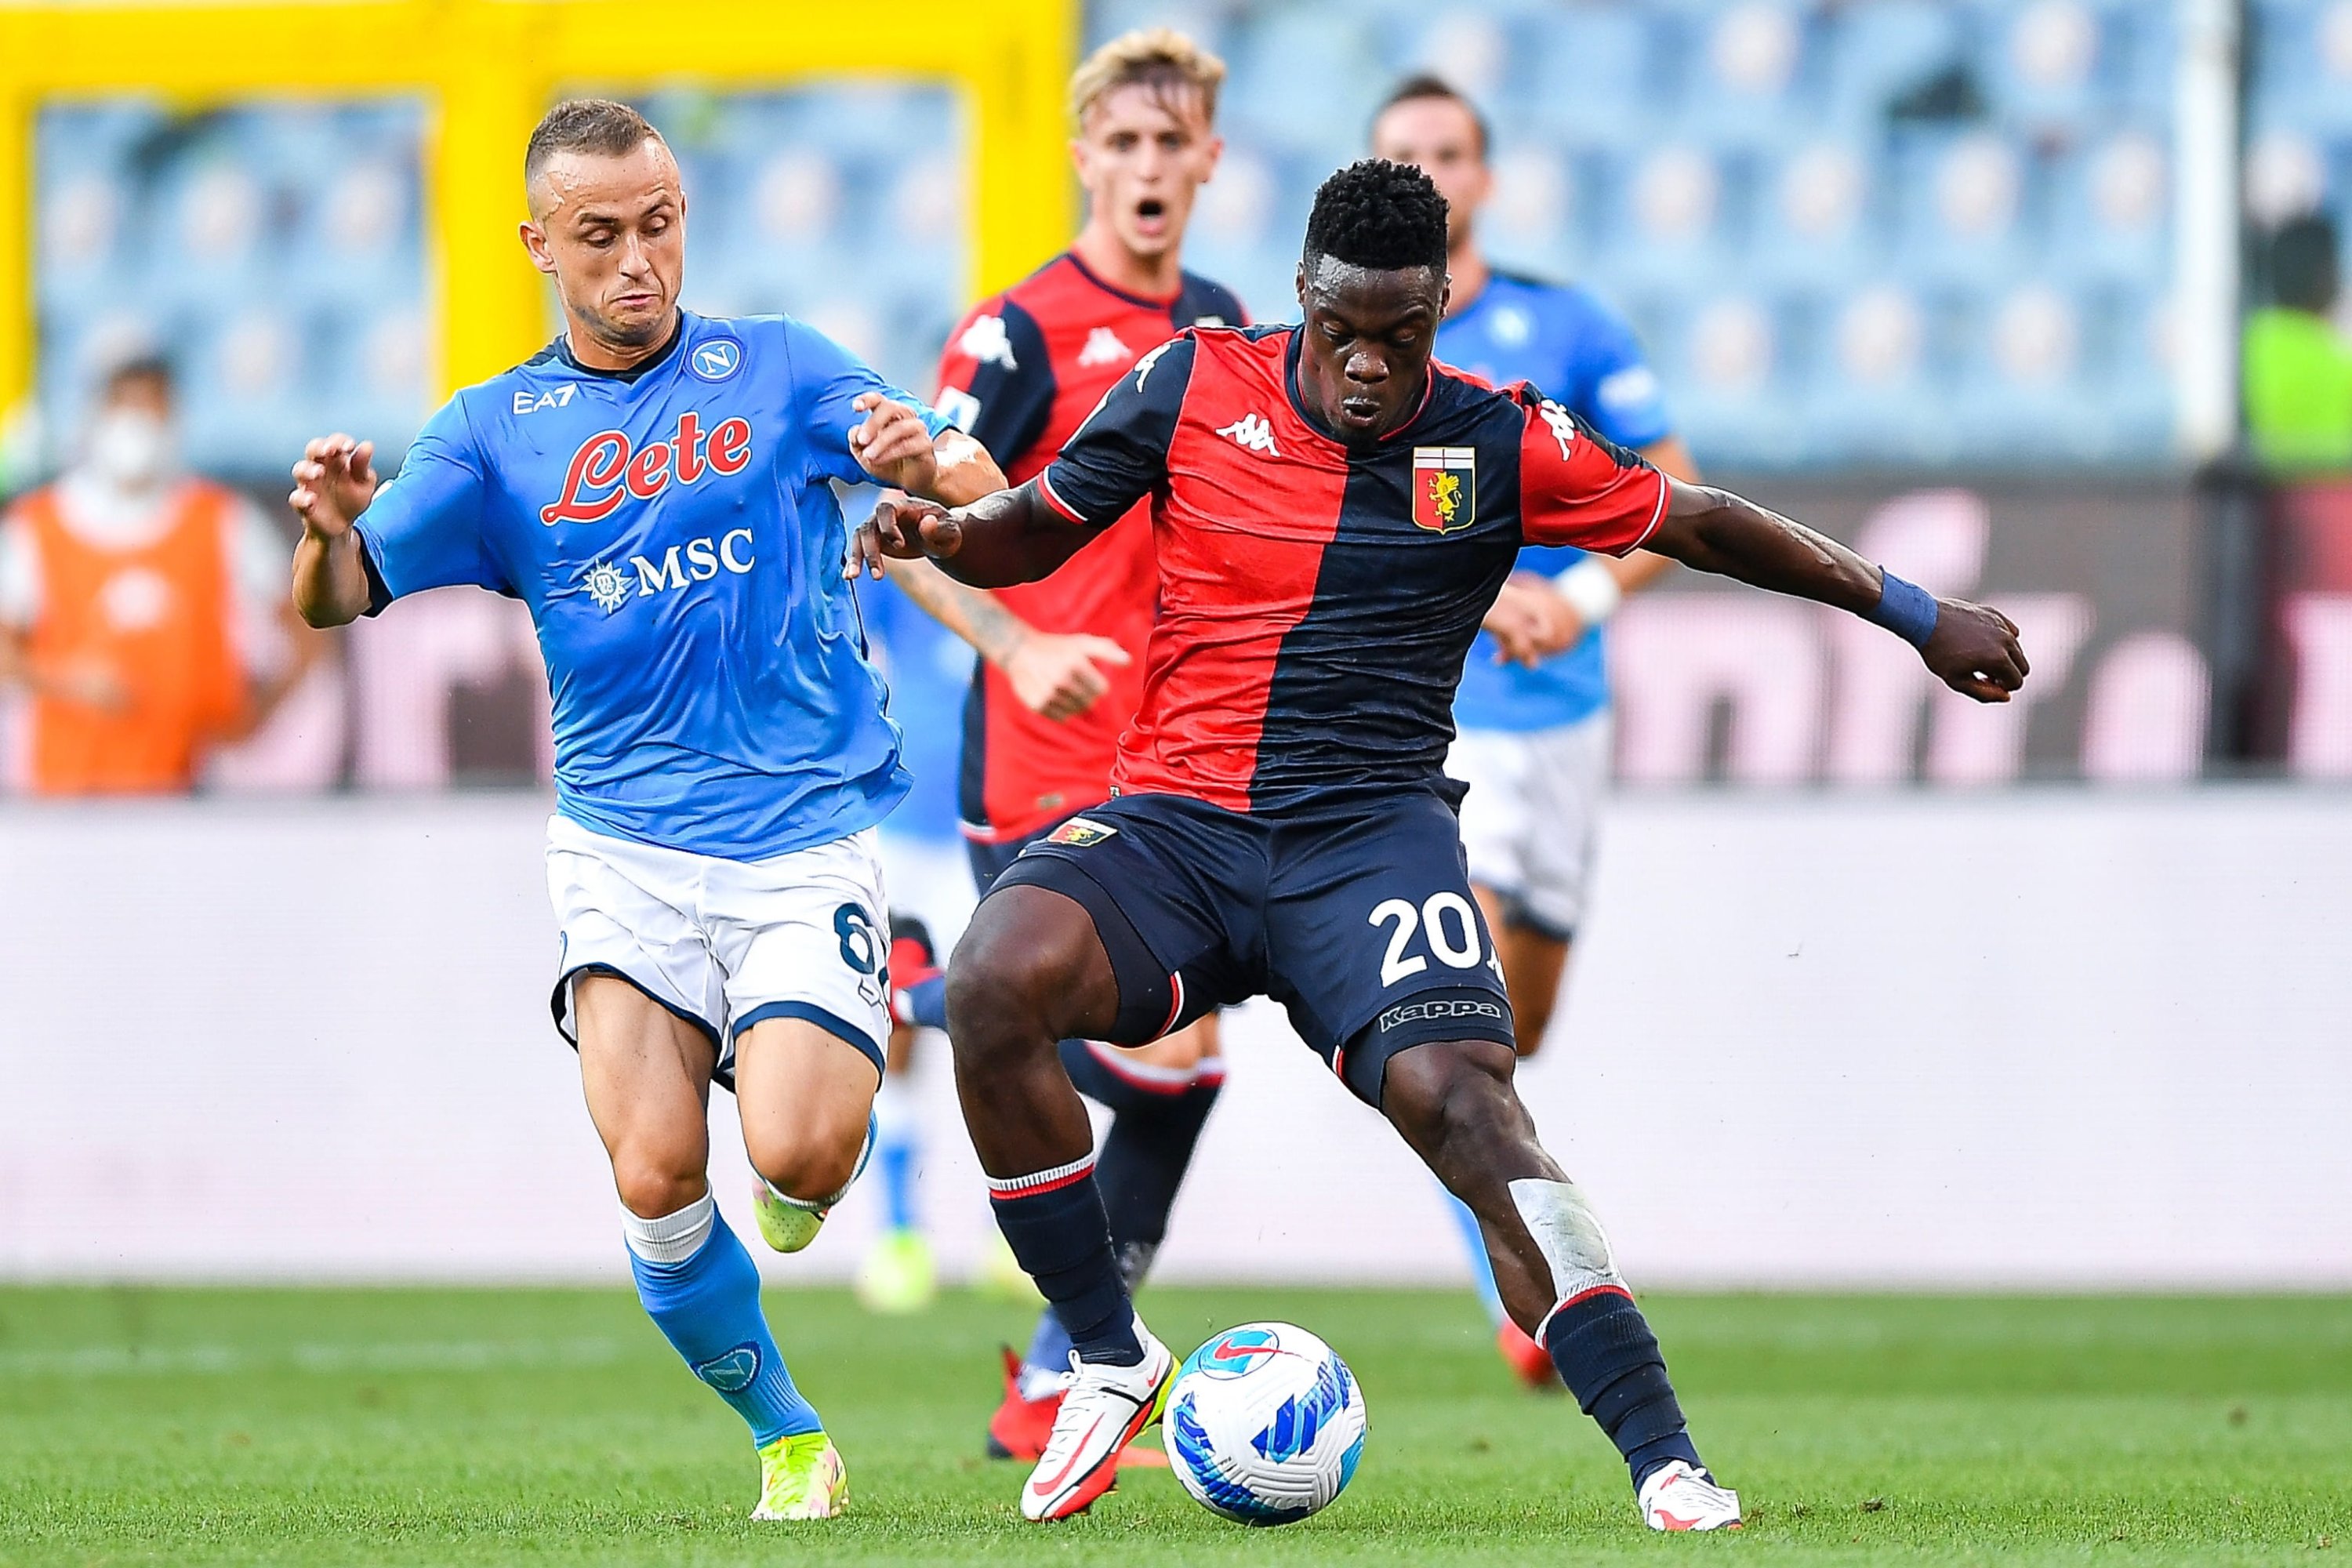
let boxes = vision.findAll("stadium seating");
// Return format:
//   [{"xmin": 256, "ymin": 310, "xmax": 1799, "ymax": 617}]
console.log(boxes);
[{"xmin": 23, "ymin": 1, "xmax": 2343, "ymax": 474}]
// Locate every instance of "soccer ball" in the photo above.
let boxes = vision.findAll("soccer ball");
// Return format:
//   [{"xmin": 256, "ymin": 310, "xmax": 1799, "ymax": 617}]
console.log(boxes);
[{"xmin": 1164, "ymin": 1322, "xmax": 1367, "ymax": 1526}]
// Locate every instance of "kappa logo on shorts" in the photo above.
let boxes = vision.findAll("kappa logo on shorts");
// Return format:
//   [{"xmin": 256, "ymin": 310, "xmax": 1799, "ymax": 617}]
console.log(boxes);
[
  {"xmin": 1044, "ymin": 816, "xmax": 1119, "ymax": 848},
  {"xmin": 1377, "ymin": 997, "xmax": 1505, "ymax": 1033}
]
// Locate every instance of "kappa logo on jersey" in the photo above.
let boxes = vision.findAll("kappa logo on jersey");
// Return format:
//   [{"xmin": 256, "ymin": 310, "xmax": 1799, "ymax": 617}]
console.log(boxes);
[
  {"xmin": 540, "ymin": 413, "xmax": 753, "ymax": 526},
  {"xmin": 1132, "ymin": 339, "xmax": 1175, "ymax": 389},
  {"xmin": 1217, "ymin": 412, "xmax": 1281, "ymax": 456},
  {"xmin": 1076, "ymin": 326, "xmax": 1134, "ymax": 368},
  {"xmin": 1044, "ymin": 815, "xmax": 1118, "ymax": 848},
  {"xmin": 511, "ymin": 383, "xmax": 581, "ymax": 416},
  {"xmin": 1537, "ymin": 399, "xmax": 1582, "ymax": 462},
  {"xmin": 688, "ymin": 336, "xmax": 743, "ymax": 383},
  {"xmin": 959, "ymin": 314, "xmax": 1018, "ymax": 371},
  {"xmin": 1411, "ymin": 447, "xmax": 1478, "ymax": 533}
]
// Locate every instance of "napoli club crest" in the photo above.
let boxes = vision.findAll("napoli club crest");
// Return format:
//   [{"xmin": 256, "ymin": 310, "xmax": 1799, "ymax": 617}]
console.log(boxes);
[
  {"xmin": 1411, "ymin": 447, "xmax": 1476, "ymax": 533},
  {"xmin": 689, "ymin": 336, "xmax": 743, "ymax": 383}
]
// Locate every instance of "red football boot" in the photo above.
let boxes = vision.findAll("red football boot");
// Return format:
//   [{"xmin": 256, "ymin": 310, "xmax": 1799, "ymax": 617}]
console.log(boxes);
[
  {"xmin": 985, "ymin": 1345, "xmax": 1062, "ymax": 1461},
  {"xmin": 1498, "ymin": 1319, "xmax": 1562, "ymax": 1389}
]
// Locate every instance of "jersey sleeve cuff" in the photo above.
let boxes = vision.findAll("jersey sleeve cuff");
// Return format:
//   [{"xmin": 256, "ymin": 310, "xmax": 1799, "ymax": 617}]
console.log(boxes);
[
  {"xmin": 1036, "ymin": 468, "xmax": 1094, "ymax": 527},
  {"xmin": 1621, "ymin": 469, "xmax": 1671, "ymax": 554},
  {"xmin": 354, "ymin": 524, "xmax": 396, "ymax": 618}
]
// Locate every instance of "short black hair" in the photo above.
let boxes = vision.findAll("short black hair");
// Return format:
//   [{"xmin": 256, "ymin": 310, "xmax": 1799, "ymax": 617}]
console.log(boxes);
[
  {"xmin": 2270, "ymin": 213, "xmax": 2341, "ymax": 314},
  {"xmin": 1373, "ymin": 73, "xmax": 1490, "ymax": 161},
  {"xmin": 1303, "ymin": 159, "xmax": 1450, "ymax": 274},
  {"xmin": 524, "ymin": 98, "xmax": 663, "ymax": 186}
]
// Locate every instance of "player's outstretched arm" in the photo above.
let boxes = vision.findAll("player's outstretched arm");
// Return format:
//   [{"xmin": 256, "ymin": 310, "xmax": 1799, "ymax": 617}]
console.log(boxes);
[
  {"xmin": 848, "ymin": 394, "xmax": 1006, "ymax": 506},
  {"xmin": 289, "ymin": 434, "xmax": 380, "ymax": 628},
  {"xmin": 1645, "ymin": 478, "xmax": 2028, "ymax": 703},
  {"xmin": 848, "ymin": 481, "xmax": 1098, "ymax": 590}
]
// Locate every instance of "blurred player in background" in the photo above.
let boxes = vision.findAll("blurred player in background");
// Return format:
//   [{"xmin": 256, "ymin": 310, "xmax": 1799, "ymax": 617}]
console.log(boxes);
[
  {"xmin": 1372, "ymin": 77, "xmax": 1700, "ymax": 1388},
  {"xmin": 0, "ymin": 356, "xmax": 318, "ymax": 793},
  {"xmin": 857, "ymin": 158, "xmax": 2027, "ymax": 1530},
  {"xmin": 876, "ymin": 29, "xmax": 1245, "ymax": 1461},
  {"xmin": 287, "ymin": 100, "xmax": 1001, "ymax": 1522}
]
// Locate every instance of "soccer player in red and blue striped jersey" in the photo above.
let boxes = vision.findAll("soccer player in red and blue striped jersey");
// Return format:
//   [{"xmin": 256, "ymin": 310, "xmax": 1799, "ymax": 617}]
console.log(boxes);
[{"xmin": 858, "ymin": 159, "xmax": 2028, "ymax": 1530}]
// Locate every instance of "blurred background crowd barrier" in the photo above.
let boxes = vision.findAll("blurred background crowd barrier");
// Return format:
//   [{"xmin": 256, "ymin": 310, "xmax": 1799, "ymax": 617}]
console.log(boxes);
[{"xmin": 2, "ymin": 0, "xmax": 2349, "ymax": 1287}]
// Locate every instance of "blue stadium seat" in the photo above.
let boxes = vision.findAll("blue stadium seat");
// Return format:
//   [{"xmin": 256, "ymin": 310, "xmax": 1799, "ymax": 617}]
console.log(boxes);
[{"xmin": 1519, "ymin": 4, "xmax": 1662, "ymax": 148}]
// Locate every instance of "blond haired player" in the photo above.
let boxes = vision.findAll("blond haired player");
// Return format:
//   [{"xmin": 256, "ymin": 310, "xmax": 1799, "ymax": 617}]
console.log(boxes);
[{"xmin": 877, "ymin": 30, "xmax": 1244, "ymax": 1461}]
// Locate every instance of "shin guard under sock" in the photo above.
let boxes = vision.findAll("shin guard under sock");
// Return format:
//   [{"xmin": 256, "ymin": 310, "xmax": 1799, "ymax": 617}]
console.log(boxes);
[
  {"xmin": 1541, "ymin": 1288, "xmax": 1702, "ymax": 1487},
  {"xmin": 622, "ymin": 1193, "xmax": 820, "ymax": 1446},
  {"xmin": 986, "ymin": 1153, "xmax": 1142, "ymax": 1366}
]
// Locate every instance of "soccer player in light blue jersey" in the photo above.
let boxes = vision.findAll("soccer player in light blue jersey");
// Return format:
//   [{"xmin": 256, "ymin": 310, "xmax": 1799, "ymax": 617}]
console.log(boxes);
[
  {"xmin": 1373, "ymin": 78, "xmax": 1704, "ymax": 1392},
  {"xmin": 289, "ymin": 100, "xmax": 1004, "ymax": 1520}
]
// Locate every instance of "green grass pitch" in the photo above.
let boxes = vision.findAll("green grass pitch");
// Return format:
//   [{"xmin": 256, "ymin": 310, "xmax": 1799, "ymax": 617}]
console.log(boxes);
[{"xmin": 1, "ymin": 1285, "xmax": 2344, "ymax": 1565}]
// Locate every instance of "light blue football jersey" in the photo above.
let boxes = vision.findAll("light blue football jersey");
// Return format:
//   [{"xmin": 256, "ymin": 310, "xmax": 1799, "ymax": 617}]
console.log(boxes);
[
  {"xmin": 1440, "ymin": 273, "xmax": 1675, "ymax": 733},
  {"xmin": 355, "ymin": 309, "xmax": 950, "ymax": 859}
]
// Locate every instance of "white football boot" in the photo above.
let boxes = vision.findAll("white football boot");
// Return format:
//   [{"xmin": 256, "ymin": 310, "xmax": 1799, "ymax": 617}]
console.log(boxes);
[
  {"xmin": 1639, "ymin": 1460, "xmax": 1743, "ymax": 1530},
  {"xmin": 1018, "ymin": 1319, "xmax": 1172, "ymax": 1522}
]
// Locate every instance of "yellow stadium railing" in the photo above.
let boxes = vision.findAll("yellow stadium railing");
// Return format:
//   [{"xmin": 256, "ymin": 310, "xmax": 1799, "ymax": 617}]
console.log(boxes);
[{"xmin": 0, "ymin": 0, "xmax": 1077, "ymax": 414}]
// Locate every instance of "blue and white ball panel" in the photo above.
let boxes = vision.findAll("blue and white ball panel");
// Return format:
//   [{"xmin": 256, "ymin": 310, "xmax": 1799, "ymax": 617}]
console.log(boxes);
[
  {"xmin": 1166, "ymin": 1323, "xmax": 1367, "ymax": 1526},
  {"xmin": 544, "ymin": 815, "xmax": 894, "ymax": 1086}
]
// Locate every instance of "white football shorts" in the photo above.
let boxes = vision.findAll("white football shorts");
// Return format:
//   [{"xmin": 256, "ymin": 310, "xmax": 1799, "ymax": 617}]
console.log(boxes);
[
  {"xmin": 545, "ymin": 815, "xmax": 892, "ymax": 1089},
  {"xmin": 1446, "ymin": 712, "xmax": 1612, "ymax": 942}
]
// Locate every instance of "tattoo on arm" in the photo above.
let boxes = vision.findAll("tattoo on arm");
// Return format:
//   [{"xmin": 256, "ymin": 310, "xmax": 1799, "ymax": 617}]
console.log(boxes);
[{"xmin": 886, "ymin": 556, "xmax": 1029, "ymax": 666}]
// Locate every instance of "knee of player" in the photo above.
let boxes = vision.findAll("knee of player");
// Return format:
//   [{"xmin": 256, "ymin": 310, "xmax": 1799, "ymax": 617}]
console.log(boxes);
[
  {"xmin": 612, "ymin": 1148, "xmax": 710, "ymax": 1221},
  {"xmin": 744, "ymin": 1109, "xmax": 869, "ymax": 1203},
  {"xmin": 1388, "ymin": 1038, "xmax": 1525, "ymax": 1155},
  {"xmin": 942, "ymin": 923, "xmax": 1055, "ymax": 1048}
]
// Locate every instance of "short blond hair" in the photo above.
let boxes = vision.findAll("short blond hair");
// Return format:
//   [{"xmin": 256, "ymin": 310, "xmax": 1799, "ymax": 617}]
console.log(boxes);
[{"xmin": 1068, "ymin": 27, "xmax": 1226, "ymax": 128}]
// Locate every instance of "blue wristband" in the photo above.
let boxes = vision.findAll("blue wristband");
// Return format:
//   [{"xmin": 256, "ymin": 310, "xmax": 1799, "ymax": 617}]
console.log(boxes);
[{"xmin": 1867, "ymin": 572, "xmax": 1940, "ymax": 648}]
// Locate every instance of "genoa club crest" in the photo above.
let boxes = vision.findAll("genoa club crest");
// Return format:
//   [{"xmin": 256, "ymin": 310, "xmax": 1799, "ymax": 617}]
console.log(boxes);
[
  {"xmin": 1411, "ymin": 447, "xmax": 1477, "ymax": 533},
  {"xmin": 1045, "ymin": 815, "xmax": 1118, "ymax": 848}
]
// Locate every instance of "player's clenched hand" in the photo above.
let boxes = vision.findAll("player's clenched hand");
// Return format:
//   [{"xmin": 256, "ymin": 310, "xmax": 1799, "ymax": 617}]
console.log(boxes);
[
  {"xmin": 1483, "ymin": 578, "xmax": 1583, "ymax": 667},
  {"xmin": 1003, "ymin": 631, "xmax": 1132, "ymax": 722},
  {"xmin": 289, "ymin": 434, "xmax": 378, "ymax": 539},
  {"xmin": 848, "ymin": 394, "xmax": 939, "ymax": 491},
  {"xmin": 847, "ymin": 493, "xmax": 963, "ymax": 579},
  {"xmin": 1921, "ymin": 597, "xmax": 2029, "ymax": 702}
]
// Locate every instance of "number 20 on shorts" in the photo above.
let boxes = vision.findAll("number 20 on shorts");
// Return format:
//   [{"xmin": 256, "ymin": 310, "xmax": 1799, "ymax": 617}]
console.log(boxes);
[{"xmin": 1369, "ymin": 893, "xmax": 1497, "ymax": 986}]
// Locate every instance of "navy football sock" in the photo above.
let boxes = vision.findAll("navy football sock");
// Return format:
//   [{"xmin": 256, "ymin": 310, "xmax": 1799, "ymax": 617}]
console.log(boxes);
[
  {"xmin": 1059, "ymin": 1040, "xmax": 1221, "ymax": 1254},
  {"xmin": 1541, "ymin": 1288, "xmax": 1703, "ymax": 1488},
  {"xmin": 988, "ymin": 1154, "xmax": 1142, "ymax": 1367}
]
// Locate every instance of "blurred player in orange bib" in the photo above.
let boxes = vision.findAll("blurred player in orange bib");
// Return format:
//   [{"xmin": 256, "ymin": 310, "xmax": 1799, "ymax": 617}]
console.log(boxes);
[
  {"xmin": 0, "ymin": 356, "xmax": 318, "ymax": 794},
  {"xmin": 874, "ymin": 29, "xmax": 1244, "ymax": 1461}
]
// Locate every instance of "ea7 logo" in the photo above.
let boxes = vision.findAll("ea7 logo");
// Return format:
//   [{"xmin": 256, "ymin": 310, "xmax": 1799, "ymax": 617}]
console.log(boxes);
[
  {"xmin": 542, "ymin": 413, "xmax": 752, "ymax": 526},
  {"xmin": 1217, "ymin": 412, "xmax": 1280, "ymax": 456},
  {"xmin": 511, "ymin": 383, "xmax": 581, "ymax": 415}
]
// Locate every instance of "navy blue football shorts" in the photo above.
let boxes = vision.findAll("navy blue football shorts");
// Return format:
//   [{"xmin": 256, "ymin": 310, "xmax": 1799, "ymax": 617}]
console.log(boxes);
[{"xmin": 987, "ymin": 789, "xmax": 1517, "ymax": 1109}]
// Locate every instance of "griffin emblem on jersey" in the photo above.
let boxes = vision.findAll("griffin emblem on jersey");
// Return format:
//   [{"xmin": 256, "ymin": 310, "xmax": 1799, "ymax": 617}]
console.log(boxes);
[
  {"xmin": 1411, "ymin": 447, "xmax": 1478, "ymax": 533},
  {"xmin": 1044, "ymin": 815, "xmax": 1119, "ymax": 848}
]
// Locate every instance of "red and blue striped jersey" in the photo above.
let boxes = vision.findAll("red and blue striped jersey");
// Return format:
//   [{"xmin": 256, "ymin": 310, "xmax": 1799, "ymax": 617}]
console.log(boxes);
[
  {"xmin": 1037, "ymin": 324, "xmax": 1668, "ymax": 815},
  {"xmin": 934, "ymin": 252, "xmax": 1243, "ymax": 842}
]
